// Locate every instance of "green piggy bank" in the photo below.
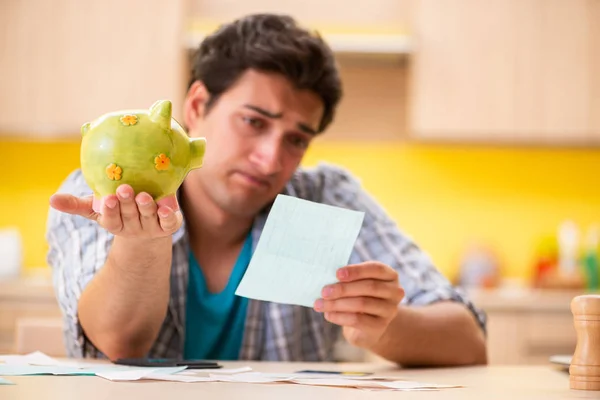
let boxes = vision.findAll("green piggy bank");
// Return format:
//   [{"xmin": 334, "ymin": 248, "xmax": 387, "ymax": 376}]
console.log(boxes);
[{"xmin": 80, "ymin": 100, "xmax": 206, "ymax": 211}]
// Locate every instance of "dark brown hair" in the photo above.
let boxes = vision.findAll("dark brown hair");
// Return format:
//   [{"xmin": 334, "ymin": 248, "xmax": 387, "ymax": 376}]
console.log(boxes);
[{"xmin": 188, "ymin": 13, "xmax": 342, "ymax": 133}]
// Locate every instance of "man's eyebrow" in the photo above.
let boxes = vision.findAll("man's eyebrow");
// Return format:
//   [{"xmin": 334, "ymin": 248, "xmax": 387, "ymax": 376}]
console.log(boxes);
[
  {"xmin": 243, "ymin": 104, "xmax": 318, "ymax": 135},
  {"xmin": 243, "ymin": 105, "xmax": 283, "ymax": 119},
  {"xmin": 298, "ymin": 123, "xmax": 317, "ymax": 135}
]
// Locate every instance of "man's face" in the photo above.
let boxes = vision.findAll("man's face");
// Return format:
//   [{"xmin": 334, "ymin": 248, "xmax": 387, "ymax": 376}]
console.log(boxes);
[{"xmin": 185, "ymin": 69, "xmax": 324, "ymax": 217}]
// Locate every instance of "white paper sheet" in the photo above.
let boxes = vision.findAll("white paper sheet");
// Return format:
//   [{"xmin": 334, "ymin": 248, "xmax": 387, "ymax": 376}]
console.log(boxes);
[
  {"xmin": 147, "ymin": 374, "xmax": 216, "ymax": 383},
  {"xmin": 291, "ymin": 378, "xmax": 461, "ymax": 390},
  {"xmin": 206, "ymin": 372, "xmax": 462, "ymax": 391},
  {"xmin": 377, "ymin": 380, "xmax": 461, "ymax": 390},
  {"xmin": 235, "ymin": 194, "xmax": 365, "ymax": 307},
  {"xmin": 95, "ymin": 367, "xmax": 186, "ymax": 381},
  {"xmin": 0, "ymin": 351, "xmax": 114, "ymax": 369},
  {"xmin": 0, "ymin": 351, "xmax": 58, "ymax": 366},
  {"xmin": 0, "ymin": 352, "xmax": 187, "ymax": 379},
  {"xmin": 176, "ymin": 367, "xmax": 252, "ymax": 375},
  {"xmin": 209, "ymin": 372, "xmax": 293, "ymax": 383},
  {"xmin": 94, "ymin": 367, "xmax": 255, "ymax": 382}
]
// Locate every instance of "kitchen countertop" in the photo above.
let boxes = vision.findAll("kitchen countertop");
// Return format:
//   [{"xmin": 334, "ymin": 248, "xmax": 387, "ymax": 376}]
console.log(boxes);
[
  {"xmin": 0, "ymin": 274, "xmax": 56, "ymax": 302},
  {"xmin": 466, "ymin": 287, "xmax": 595, "ymax": 312},
  {"xmin": 0, "ymin": 274, "xmax": 595, "ymax": 312}
]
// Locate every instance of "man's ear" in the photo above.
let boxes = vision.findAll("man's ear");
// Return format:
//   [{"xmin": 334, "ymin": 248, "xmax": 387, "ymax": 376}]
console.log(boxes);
[{"xmin": 184, "ymin": 81, "xmax": 210, "ymax": 132}]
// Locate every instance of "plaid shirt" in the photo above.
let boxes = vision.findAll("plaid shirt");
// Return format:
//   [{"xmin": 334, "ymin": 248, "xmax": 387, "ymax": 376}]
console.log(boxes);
[{"xmin": 46, "ymin": 163, "xmax": 486, "ymax": 361}]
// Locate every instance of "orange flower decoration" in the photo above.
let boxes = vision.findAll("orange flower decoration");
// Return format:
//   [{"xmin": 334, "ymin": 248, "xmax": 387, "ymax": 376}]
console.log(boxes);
[
  {"xmin": 106, "ymin": 163, "xmax": 122, "ymax": 180},
  {"xmin": 154, "ymin": 153, "xmax": 170, "ymax": 171},
  {"xmin": 120, "ymin": 114, "xmax": 138, "ymax": 126}
]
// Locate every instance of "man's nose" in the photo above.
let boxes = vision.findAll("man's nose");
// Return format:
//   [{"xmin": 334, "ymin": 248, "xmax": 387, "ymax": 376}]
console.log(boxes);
[{"xmin": 249, "ymin": 135, "xmax": 283, "ymax": 175}]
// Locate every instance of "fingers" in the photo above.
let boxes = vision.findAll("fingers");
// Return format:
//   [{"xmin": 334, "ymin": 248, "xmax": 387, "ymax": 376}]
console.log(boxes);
[
  {"xmin": 97, "ymin": 195, "xmax": 123, "ymax": 233},
  {"xmin": 49, "ymin": 194, "xmax": 98, "ymax": 221},
  {"xmin": 140, "ymin": 193, "xmax": 183, "ymax": 234},
  {"xmin": 324, "ymin": 312, "xmax": 380, "ymax": 330},
  {"xmin": 52, "ymin": 186, "xmax": 181, "ymax": 238},
  {"xmin": 116, "ymin": 185, "xmax": 141, "ymax": 232},
  {"xmin": 323, "ymin": 263, "xmax": 403, "ymax": 350},
  {"xmin": 315, "ymin": 296, "xmax": 394, "ymax": 318},
  {"xmin": 337, "ymin": 262, "xmax": 398, "ymax": 282},
  {"xmin": 136, "ymin": 192, "xmax": 159, "ymax": 232},
  {"xmin": 322, "ymin": 279, "xmax": 404, "ymax": 302},
  {"xmin": 158, "ymin": 206, "xmax": 183, "ymax": 234}
]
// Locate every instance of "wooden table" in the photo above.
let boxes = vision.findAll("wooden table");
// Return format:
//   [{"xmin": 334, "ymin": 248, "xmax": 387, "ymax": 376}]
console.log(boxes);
[{"xmin": 1, "ymin": 361, "xmax": 595, "ymax": 399}]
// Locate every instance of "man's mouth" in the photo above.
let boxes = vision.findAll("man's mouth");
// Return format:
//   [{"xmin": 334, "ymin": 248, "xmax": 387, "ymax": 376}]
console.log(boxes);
[{"xmin": 235, "ymin": 171, "xmax": 271, "ymax": 188}]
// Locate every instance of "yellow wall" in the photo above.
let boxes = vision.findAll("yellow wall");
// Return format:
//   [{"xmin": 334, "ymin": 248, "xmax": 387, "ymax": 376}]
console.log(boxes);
[{"xmin": 2, "ymin": 139, "xmax": 599, "ymax": 283}]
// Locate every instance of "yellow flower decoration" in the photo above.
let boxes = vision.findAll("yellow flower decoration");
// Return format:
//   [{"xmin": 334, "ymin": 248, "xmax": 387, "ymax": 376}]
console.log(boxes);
[
  {"xmin": 106, "ymin": 163, "xmax": 122, "ymax": 180},
  {"xmin": 120, "ymin": 114, "xmax": 138, "ymax": 126},
  {"xmin": 154, "ymin": 153, "xmax": 170, "ymax": 171}
]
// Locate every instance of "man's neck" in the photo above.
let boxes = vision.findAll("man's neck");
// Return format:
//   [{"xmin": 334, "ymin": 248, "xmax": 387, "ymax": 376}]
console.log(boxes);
[{"xmin": 180, "ymin": 180, "xmax": 253, "ymax": 248}]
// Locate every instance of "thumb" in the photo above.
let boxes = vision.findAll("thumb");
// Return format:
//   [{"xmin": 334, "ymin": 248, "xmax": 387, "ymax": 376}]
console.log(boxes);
[{"xmin": 50, "ymin": 194, "xmax": 98, "ymax": 221}]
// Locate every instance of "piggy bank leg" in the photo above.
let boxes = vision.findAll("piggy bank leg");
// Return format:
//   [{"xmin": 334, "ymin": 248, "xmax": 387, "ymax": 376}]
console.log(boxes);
[{"xmin": 156, "ymin": 194, "xmax": 180, "ymax": 213}]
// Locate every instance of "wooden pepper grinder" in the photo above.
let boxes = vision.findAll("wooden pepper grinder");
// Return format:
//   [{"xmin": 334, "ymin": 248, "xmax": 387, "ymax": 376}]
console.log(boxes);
[{"xmin": 570, "ymin": 294, "xmax": 600, "ymax": 390}]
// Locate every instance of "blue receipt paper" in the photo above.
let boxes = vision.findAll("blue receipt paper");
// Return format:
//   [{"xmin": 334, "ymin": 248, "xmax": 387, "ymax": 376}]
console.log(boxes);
[{"xmin": 235, "ymin": 194, "xmax": 365, "ymax": 307}]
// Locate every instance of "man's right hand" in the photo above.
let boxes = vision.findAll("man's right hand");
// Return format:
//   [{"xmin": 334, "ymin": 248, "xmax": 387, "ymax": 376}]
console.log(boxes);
[
  {"xmin": 49, "ymin": 184, "xmax": 182, "ymax": 238},
  {"xmin": 51, "ymin": 184, "xmax": 178, "ymax": 359}
]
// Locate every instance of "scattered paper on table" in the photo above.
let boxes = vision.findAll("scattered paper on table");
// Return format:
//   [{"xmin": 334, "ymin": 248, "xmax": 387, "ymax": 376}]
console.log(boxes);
[
  {"xmin": 0, "ymin": 351, "xmax": 102, "ymax": 369},
  {"xmin": 93, "ymin": 366, "xmax": 254, "ymax": 382},
  {"xmin": 95, "ymin": 367, "xmax": 186, "ymax": 382},
  {"xmin": 209, "ymin": 372, "xmax": 293, "ymax": 383},
  {"xmin": 146, "ymin": 374, "xmax": 216, "ymax": 383},
  {"xmin": 235, "ymin": 194, "xmax": 365, "ymax": 307},
  {"xmin": 207, "ymin": 372, "xmax": 462, "ymax": 391},
  {"xmin": 0, "ymin": 352, "xmax": 187, "ymax": 378},
  {"xmin": 0, "ymin": 352, "xmax": 461, "ymax": 391},
  {"xmin": 0, "ymin": 364, "xmax": 178, "ymax": 376},
  {"xmin": 0, "ymin": 351, "xmax": 58, "ymax": 366},
  {"xmin": 96, "ymin": 368, "xmax": 254, "ymax": 383},
  {"xmin": 177, "ymin": 366, "xmax": 252, "ymax": 375},
  {"xmin": 377, "ymin": 380, "xmax": 461, "ymax": 390},
  {"xmin": 0, "ymin": 365, "xmax": 99, "ymax": 376},
  {"xmin": 291, "ymin": 378, "xmax": 461, "ymax": 391}
]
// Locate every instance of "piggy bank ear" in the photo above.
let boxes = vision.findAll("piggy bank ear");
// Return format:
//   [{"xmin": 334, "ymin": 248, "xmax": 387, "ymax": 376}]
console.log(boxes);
[
  {"xmin": 149, "ymin": 100, "xmax": 172, "ymax": 131},
  {"xmin": 81, "ymin": 122, "xmax": 91, "ymax": 136}
]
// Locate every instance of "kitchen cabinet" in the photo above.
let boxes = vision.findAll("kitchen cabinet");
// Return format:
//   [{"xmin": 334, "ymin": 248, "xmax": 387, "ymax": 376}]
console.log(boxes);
[
  {"xmin": 467, "ymin": 288, "xmax": 578, "ymax": 365},
  {"xmin": 0, "ymin": 0, "xmax": 187, "ymax": 139},
  {"xmin": 590, "ymin": 0, "xmax": 600, "ymax": 135},
  {"xmin": 0, "ymin": 277, "xmax": 63, "ymax": 355},
  {"xmin": 409, "ymin": 0, "xmax": 600, "ymax": 145},
  {"xmin": 0, "ymin": 0, "xmax": 415, "ymax": 141},
  {"xmin": 363, "ymin": 288, "xmax": 580, "ymax": 365}
]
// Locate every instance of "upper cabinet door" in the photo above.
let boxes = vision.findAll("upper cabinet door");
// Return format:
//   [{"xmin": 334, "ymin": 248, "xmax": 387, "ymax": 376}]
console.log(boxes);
[
  {"xmin": 514, "ymin": 0, "xmax": 591, "ymax": 142},
  {"xmin": 409, "ymin": 0, "xmax": 598, "ymax": 145},
  {"xmin": 0, "ymin": 0, "xmax": 187, "ymax": 139},
  {"xmin": 589, "ymin": 0, "xmax": 600, "ymax": 138},
  {"xmin": 409, "ymin": 0, "xmax": 518, "ymax": 141}
]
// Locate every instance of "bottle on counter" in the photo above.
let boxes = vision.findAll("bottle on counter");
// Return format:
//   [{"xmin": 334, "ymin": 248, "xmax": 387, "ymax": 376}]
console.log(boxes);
[{"xmin": 583, "ymin": 225, "xmax": 599, "ymax": 291}]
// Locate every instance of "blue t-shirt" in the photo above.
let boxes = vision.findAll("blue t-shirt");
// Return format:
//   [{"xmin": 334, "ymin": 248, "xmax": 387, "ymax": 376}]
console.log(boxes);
[{"xmin": 183, "ymin": 233, "xmax": 252, "ymax": 360}]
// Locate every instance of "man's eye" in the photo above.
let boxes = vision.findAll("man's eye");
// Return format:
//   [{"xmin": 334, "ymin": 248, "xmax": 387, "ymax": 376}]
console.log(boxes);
[
  {"xmin": 242, "ymin": 116, "xmax": 265, "ymax": 129},
  {"xmin": 288, "ymin": 135, "xmax": 309, "ymax": 149}
]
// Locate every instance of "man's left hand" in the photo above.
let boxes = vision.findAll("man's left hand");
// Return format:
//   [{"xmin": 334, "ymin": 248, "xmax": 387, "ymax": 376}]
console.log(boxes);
[{"xmin": 314, "ymin": 261, "xmax": 405, "ymax": 350}]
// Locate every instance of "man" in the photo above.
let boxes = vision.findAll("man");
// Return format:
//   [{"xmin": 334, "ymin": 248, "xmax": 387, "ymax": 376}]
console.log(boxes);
[{"xmin": 46, "ymin": 13, "xmax": 487, "ymax": 366}]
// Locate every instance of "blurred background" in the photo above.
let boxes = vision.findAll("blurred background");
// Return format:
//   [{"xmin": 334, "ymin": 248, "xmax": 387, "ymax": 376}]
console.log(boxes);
[{"xmin": 0, "ymin": 0, "xmax": 598, "ymax": 365}]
